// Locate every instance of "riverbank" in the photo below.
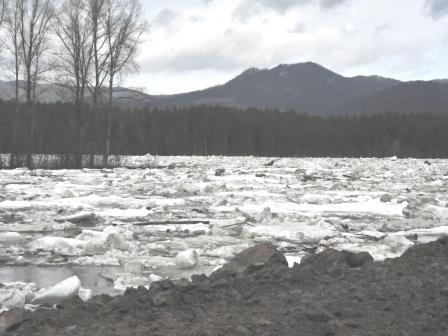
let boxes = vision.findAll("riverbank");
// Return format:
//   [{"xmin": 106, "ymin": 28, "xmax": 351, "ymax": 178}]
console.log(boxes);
[{"xmin": 5, "ymin": 237, "xmax": 448, "ymax": 335}]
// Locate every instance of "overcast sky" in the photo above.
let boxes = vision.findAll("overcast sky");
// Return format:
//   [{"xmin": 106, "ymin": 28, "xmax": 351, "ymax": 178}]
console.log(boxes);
[{"xmin": 125, "ymin": 0, "xmax": 448, "ymax": 94}]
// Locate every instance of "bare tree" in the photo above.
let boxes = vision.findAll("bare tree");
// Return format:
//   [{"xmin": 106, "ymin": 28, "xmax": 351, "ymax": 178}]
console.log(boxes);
[
  {"xmin": 18, "ymin": 0, "xmax": 54, "ymax": 168},
  {"xmin": 102, "ymin": 0, "xmax": 147, "ymax": 167},
  {"xmin": 53, "ymin": 0, "xmax": 93, "ymax": 168},
  {"xmin": 85, "ymin": 0, "xmax": 109, "ymax": 167},
  {"xmin": 3, "ymin": 0, "xmax": 23, "ymax": 167},
  {"xmin": 0, "ymin": 0, "xmax": 5, "ymax": 25}
]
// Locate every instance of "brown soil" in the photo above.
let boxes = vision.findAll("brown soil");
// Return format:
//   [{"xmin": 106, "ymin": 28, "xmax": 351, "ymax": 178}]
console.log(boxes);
[{"xmin": 5, "ymin": 238, "xmax": 448, "ymax": 336}]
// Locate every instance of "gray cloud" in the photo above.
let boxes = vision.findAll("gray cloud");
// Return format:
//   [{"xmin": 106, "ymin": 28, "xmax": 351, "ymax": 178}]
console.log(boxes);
[
  {"xmin": 320, "ymin": 0, "xmax": 347, "ymax": 9},
  {"xmin": 142, "ymin": 30, "xmax": 265, "ymax": 73},
  {"xmin": 233, "ymin": 0, "xmax": 349, "ymax": 22},
  {"xmin": 425, "ymin": 0, "xmax": 448, "ymax": 19},
  {"xmin": 251, "ymin": 0, "xmax": 305, "ymax": 12},
  {"xmin": 153, "ymin": 9, "xmax": 179, "ymax": 27}
]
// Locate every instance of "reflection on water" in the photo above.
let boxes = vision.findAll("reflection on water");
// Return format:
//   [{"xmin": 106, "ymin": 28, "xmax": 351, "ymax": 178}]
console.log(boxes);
[{"xmin": 0, "ymin": 265, "xmax": 117, "ymax": 296}]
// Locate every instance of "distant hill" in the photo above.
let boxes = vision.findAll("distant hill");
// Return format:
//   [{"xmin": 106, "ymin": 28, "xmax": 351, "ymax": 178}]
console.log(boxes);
[
  {"xmin": 148, "ymin": 62, "xmax": 401, "ymax": 116},
  {"xmin": 0, "ymin": 80, "xmax": 152, "ymax": 108},
  {"xmin": 338, "ymin": 81, "xmax": 448, "ymax": 115},
  {"xmin": 2, "ymin": 62, "xmax": 448, "ymax": 116}
]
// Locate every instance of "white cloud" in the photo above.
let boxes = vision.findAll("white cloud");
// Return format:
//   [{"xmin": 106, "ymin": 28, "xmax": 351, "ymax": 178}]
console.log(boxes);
[{"xmin": 125, "ymin": 0, "xmax": 448, "ymax": 94}]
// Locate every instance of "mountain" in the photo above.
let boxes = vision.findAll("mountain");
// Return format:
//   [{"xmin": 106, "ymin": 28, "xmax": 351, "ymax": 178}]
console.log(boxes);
[
  {"xmin": 148, "ymin": 62, "xmax": 401, "ymax": 116},
  {"xmin": 338, "ymin": 81, "xmax": 448, "ymax": 115},
  {"xmin": 2, "ymin": 62, "xmax": 447, "ymax": 116},
  {"xmin": 0, "ymin": 80, "xmax": 153, "ymax": 107}
]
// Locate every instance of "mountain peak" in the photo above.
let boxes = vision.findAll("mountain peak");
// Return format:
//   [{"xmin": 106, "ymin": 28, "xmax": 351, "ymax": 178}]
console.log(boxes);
[
  {"xmin": 239, "ymin": 67, "xmax": 264, "ymax": 77},
  {"xmin": 273, "ymin": 61, "xmax": 331, "ymax": 71},
  {"xmin": 147, "ymin": 61, "xmax": 407, "ymax": 115}
]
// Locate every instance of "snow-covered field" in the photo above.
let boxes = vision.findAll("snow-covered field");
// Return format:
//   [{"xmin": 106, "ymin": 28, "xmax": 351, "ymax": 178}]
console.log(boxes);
[{"xmin": 1, "ymin": 155, "xmax": 448, "ymax": 311}]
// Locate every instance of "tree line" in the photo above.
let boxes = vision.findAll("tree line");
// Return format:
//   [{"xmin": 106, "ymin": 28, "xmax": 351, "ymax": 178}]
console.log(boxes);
[
  {"xmin": 1, "ymin": 101, "xmax": 448, "ymax": 161},
  {"xmin": 0, "ymin": 0, "xmax": 147, "ymax": 168}
]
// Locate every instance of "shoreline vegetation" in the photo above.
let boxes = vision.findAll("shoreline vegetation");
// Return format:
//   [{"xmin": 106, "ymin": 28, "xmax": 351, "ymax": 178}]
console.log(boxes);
[{"xmin": 1, "ymin": 101, "xmax": 448, "ymax": 169}]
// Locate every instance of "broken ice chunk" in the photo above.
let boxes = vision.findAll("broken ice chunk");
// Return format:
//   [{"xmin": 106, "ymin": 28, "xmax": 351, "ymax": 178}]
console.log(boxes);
[
  {"xmin": 33, "ymin": 276, "xmax": 81, "ymax": 305},
  {"xmin": 0, "ymin": 289, "xmax": 26, "ymax": 311},
  {"xmin": 0, "ymin": 232, "xmax": 25, "ymax": 244},
  {"xmin": 78, "ymin": 288, "xmax": 93, "ymax": 302},
  {"xmin": 175, "ymin": 249, "xmax": 199, "ymax": 269},
  {"xmin": 29, "ymin": 237, "xmax": 86, "ymax": 256},
  {"xmin": 53, "ymin": 184, "xmax": 77, "ymax": 198},
  {"xmin": 113, "ymin": 275, "xmax": 149, "ymax": 293}
]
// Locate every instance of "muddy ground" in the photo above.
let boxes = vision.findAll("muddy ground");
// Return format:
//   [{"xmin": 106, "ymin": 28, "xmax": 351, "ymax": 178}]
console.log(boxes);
[{"xmin": 4, "ymin": 238, "xmax": 448, "ymax": 336}]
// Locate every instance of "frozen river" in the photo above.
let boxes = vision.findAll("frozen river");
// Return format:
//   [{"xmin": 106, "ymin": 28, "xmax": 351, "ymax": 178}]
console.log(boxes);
[{"xmin": 1, "ymin": 156, "xmax": 448, "ymax": 310}]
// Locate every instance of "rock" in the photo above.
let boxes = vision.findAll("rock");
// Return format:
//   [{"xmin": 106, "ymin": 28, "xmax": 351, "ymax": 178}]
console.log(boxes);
[
  {"xmin": 342, "ymin": 251, "xmax": 374, "ymax": 268},
  {"xmin": 440, "ymin": 288, "xmax": 448, "ymax": 297},
  {"xmin": 151, "ymin": 290, "xmax": 179, "ymax": 307},
  {"xmin": 306, "ymin": 308, "xmax": 333, "ymax": 323},
  {"xmin": 175, "ymin": 249, "xmax": 199, "ymax": 269},
  {"xmin": 55, "ymin": 211, "xmax": 97, "ymax": 226},
  {"xmin": 0, "ymin": 309, "xmax": 23, "ymax": 334},
  {"xmin": 265, "ymin": 159, "xmax": 278, "ymax": 167},
  {"xmin": 215, "ymin": 168, "xmax": 226, "ymax": 176},
  {"xmin": 301, "ymin": 249, "xmax": 374, "ymax": 271},
  {"xmin": 356, "ymin": 230, "xmax": 386, "ymax": 241},
  {"xmin": 380, "ymin": 194, "xmax": 393, "ymax": 203},
  {"xmin": 33, "ymin": 276, "xmax": 81, "ymax": 305},
  {"xmin": 212, "ymin": 243, "xmax": 288, "ymax": 278},
  {"xmin": 437, "ymin": 236, "xmax": 448, "ymax": 245}
]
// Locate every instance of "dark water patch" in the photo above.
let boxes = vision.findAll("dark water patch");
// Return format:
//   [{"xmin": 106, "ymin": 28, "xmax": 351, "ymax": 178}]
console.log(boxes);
[{"xmin": 0, "ymin": 265, "xmax": 117, "ymax": 296}]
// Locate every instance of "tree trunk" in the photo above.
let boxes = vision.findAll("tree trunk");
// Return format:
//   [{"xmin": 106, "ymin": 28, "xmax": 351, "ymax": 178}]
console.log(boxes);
[
  {"xmin": 25, "ymin": 69, "xmax": 33, "ymax": 169},
  {"xmin": 9, "ymin": 58, "xmax": 20, "ymax": 168},
  {"xmin": 103, "ymin": 75, "xmax": 114, "ymax": 168},
  {"xmin": 74, "ymin": 102, "xmax": 83, "ymax": 168}
]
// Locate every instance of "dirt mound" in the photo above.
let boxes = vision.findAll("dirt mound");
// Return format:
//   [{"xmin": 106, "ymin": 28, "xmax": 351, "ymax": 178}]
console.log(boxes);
[{"xmin": 6, "ymin": 239, "xmax": 448, "ymax": 336}]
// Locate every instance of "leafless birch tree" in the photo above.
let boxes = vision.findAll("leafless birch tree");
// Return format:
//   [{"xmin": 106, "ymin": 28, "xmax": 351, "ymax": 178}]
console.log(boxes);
[
  {"xmin": 0, "ymin": 0, "xmax": 5, "ymax": 25},
  {"xmin": 102, "ymin": 0, "xmax": 147, "ymax": 167},
  {"xmin": 3, "ymin": 0, "xmax": 23, "ymax": 166},
  {"xmin": 53, "ymin": 0, "xmax": 93, "ymax": 167},
  {"xmin": 18, "ymin": 0, "xmax": 54, "ymax": 168},
  {"xmin": 85, "ymin": 0, "xmax": 108, "ymax": 167}
]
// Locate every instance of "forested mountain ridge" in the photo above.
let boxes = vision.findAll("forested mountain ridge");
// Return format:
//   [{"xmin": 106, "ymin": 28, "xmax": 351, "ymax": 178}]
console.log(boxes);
[
  {"xmin": 147, "ymin": 62, "xmax": 402, "ymax": 115},
  {"xmin": 2, "ymin": 62, "xmax": 448, "ymax": 116},
  {"xmin": 339, "ymin": 81, "xmax": 448, "ymax": 115}
]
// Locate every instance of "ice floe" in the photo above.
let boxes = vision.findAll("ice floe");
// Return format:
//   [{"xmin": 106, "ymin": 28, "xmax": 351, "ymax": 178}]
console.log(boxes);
[
  {"xmin": 1, "ymin": 156, "xmax": 448, "ymax": 299},
  {"xmin": 175, "ymin": 249, "xmax": 199, "ymax": 269},
  {"xmin": 33, "ymin": 276, "xmax": 81, "ymax": 305}
]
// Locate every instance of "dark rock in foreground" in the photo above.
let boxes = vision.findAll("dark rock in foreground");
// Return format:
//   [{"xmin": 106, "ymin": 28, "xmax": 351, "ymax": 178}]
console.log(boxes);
[{"xmin": 7, "ymin": 239, "xmax": 448, "ymax": 336}]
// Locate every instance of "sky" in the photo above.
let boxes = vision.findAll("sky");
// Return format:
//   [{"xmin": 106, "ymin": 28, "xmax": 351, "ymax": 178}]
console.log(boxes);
[{"xmin": 124, "ymin": 0, "xmax": 448, "ymax": 95}]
